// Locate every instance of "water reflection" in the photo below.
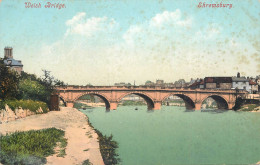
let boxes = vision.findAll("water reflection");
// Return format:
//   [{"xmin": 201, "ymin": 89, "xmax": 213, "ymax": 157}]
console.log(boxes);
[
  {"xmin": 184, "ymin": 109, "xmax": 195, "ymax": 112},
  {"xmin": 201, "ymin": 109, "xmax": 229, "ymax": 114}
]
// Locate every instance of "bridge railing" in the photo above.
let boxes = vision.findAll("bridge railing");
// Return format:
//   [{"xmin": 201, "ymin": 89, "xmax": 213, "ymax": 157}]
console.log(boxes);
[{"xmin": 55, "ymin": 86, "xmax": 248, "ymax": 94}]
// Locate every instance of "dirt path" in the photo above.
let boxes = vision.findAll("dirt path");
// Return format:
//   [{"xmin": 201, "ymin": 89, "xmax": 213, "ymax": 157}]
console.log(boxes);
[{"xmin": 0, "ymin": 107, "xmax": 104, "ymax": 165}]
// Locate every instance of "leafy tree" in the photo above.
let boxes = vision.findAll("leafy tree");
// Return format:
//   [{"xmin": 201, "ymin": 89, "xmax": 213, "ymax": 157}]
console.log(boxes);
[
  {"xmin": 18, "ymin": 79, "xmax": 47, "ymax": 101},
  {"xmin": 0, "ymin": 60, "xmax": 19, "ymax": 100},
  {"xmin": 38, "ymin": 70, "xmax": 65, "ymax": 105},
  {"xmin": 18, "ymin": 70, "xmax": 65, "ymax": 106}
]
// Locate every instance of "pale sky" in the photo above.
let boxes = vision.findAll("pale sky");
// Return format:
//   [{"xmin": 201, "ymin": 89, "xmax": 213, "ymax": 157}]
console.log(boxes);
[{"xmin": 0, "ymin": 0, "xmax": 259, "ymax": 85}]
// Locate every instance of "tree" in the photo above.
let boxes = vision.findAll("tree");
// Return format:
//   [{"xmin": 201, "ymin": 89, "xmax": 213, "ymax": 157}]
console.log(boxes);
[
  {"xmin": 18, "ymin": 69, "xmax": 65, "ymax": 105},
  {"xmin": 38, "ymin": 70, "xmax": 65, "ymax": 105},
  {"xmin": 18, "ymin": 78, "xmax": 47, "ymax": 101},
  {"xmin": 0, "ymin": 60, "xmax": 19, "ymax": 100}
]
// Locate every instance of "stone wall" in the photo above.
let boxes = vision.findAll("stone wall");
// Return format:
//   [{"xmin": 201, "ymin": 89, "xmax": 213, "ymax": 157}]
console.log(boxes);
[{"xmin": 0, "ymin": 105, "xmax": 45, "ymax": 124}]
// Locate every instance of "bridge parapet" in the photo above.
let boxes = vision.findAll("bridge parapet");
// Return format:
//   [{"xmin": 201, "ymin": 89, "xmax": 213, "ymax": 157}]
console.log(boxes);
[{"xmin": 56, "ymin": 86, "xmax": 248, "ymax": 94}]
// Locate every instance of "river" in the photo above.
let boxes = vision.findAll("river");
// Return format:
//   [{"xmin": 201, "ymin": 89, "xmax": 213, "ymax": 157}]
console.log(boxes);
[{"xmin": 80, "ymin": 106, "xmax": 260, "ymax": 165}]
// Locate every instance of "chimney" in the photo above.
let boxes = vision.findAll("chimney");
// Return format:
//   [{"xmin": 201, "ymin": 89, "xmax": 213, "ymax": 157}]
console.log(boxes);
[
  {"xmin": 237, "ymin": 72, "xmax": 240, "ymax": 78},
  {"xmin": 4, "ymin": 47, "xmax": 13, "ymax": 59}
]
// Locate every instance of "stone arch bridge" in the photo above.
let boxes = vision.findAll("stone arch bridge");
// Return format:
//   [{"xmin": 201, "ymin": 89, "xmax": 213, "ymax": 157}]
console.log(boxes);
[{"xmin": 56, "ymin": 86, "xmax": 247, "ymax": 110}]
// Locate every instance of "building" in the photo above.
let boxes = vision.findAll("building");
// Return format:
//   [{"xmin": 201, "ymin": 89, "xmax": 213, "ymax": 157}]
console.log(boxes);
[
  {"xmin": 232, "ymin": 77, "xmax": 250, "ymax": 92},
  {"xmin": 164, "ymin": 82, "xmax": 175, "ymax": 87},
  {"xmin": 114, "ymin": 82, "xmax": 131, "ymax": 86},
  {"xmin": 156, "ymin": 79, "xmax": 164, "ymax": 86},
  {"xmin": 174, "ymin": 79, "xmax": 186, "ymax": 88},
  {"xmin": 145, "ymin": 80, "xmax": 155, "ymax": 86},
  {"xmin": 3, "ymin": 47, "xmax": 23, "ymax": 74},
  {"xmin": 189, "ymin": 79, "xmax": 204, "ymax": 89},
  {"xmin": 204, "ymin": 77, "xmax": 232, "ymax": 89},
  {"xmin": 249, "ymin": 80, "xmax": 258, "ymax": 94}
]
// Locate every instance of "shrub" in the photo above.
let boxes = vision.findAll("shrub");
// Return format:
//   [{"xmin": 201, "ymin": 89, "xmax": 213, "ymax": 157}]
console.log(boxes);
[
  {"xmin": 240, "ymin": 104, "xmax": 259, "ymax": 111},
  {"xmin": 0, "ymin": 100, "xmax": 48, "ymax": 113},
  {"xmin": 95, "ymin": 130, "xmax": 120, "ymax": 165},
  {"xmin": 82, "ymin": 159, "xmax": 93, "ymax": 165},
  {"xmin": 18, "ymin": 79, "xmax": 48, "ymax": 102},
  {"xmin": 0, "ymin": 61, "xmax": 19, "ymax": 100},
  {"xmin": 0, "ymin": 128, "xmax": 66, "ymax": 165},
  {"xmin": 87, "ymin": 120, "xmax": 120, "ymax": 165}
]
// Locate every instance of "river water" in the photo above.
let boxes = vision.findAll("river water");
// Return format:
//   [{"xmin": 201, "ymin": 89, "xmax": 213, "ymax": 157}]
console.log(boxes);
[{"xmin": 80, "ymin": 106, "xmax": 260, "ymax": 165}]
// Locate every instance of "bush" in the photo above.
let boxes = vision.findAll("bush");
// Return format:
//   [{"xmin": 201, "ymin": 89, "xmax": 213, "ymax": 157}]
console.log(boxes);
[
  {"xmin": 240, "ymin": 104, "xmax": 259, "ymax": 111},
  {"xmin": 95, "ymin": 130, "xmax": 120, "ymax": 165},
  {"xmin": 0, "ymin": 60, "xmax": 19, "ymax": 100},
  {"xmin": 87, "ymin": 120, "xmax": 120, "ymax": 165},
  {"xmin": 82, "ymin": 159, "xmax": 93, "ymax": 165},
  {"xmin": 0, "ymin": 128, "xmax": 66, "ymax": 165},
  {"xmin": 18, "ymin": 79, "xmax": 48, "ymax": 102},
  {"xmin": 0, "ymin": 100, "xmax": 48, "ymax": 113}
]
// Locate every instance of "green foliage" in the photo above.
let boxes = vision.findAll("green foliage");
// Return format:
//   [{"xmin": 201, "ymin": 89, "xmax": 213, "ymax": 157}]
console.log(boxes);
[
  {"xmin": 18, "ymin": 79, "xmax": 47, "ymax": 101},
  {"xmin": 0, "ymin": 128, "xmax": 66, "ymax": 165},
  {"xmin": 82, "ymin": 159, "xmax": 93, "ymax": 165},
  {"xmin": 0, "ymin": 100, "xmax": 48, "ymax": 113},
  {"xmin": 57, "ymin": 149, "xmax": 66, "ymax": 157},
  {"xmin": 86, "ymin": 120, "xmax": 120, "ymax": 165},
  {"xmin": 121, "ymin": 100, "xmax": 146, "ymax": 106},
  {"xmin": 240, "ymin": 104, "xmax": 259, "ymax": 111},
  {"xmin": 0, "ymin": 60, "xmax": 19, "ymax": 100},
  {"xmin": 95, "ymin": 130, "xmax": 120, "ymax": 165},
  {"xmin": 18, "ymin": 70, "xmax": 65, "ymax": 106},
  {"xmin": 74, "ymin": 102, "xmax": 93, "ymax": 109},
  {"xmin": 78, "ymin": 95, "xmax": 95, "ymax": 102}
]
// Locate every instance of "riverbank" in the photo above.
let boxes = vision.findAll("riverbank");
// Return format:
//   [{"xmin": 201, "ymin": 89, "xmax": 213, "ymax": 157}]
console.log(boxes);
[{"xmin": 0, "ymin": 107, "xmax": 104, "ymax": 165}]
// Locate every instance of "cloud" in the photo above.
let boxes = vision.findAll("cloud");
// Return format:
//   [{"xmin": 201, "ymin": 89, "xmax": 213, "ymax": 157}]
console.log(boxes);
[
  {"xmin": 195, "ymin": 23, "xmax": 222, "ymax": 40},
  {"xmin": 65, "ymin": 12, "xmax": 118, "ymax": 38},
  {"xmin": 122, "ymin": 9, "xmax": 193, "ymax": 49},
  {"xmin": 66, "ymin": 12, "xmax": 86, "ymax": 26},
  {"xmin": 38, "ymin": 9, "xmax": 258, "ymax": 85},
  {"xmin": 150, "ymin": 10, "xmax": 191, "ymax": 28}
]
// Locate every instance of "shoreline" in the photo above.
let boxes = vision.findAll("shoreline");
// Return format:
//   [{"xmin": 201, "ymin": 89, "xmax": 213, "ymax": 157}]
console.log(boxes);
[{"xmin": 0, "ymin": 107, "xmax": 104, "ymax": 165}]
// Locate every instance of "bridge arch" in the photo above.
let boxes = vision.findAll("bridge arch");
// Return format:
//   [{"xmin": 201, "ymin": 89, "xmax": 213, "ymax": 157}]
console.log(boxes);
[
  {"xmin": 73, "ymin": 92, "xmax": 111, "ymax": 110},
  {"xmin": 117, "ymin": 92, "xmax": 155, "ymax": 110},
  {"xmin": 59, "ymin": 96, "xmax": 67, "ymax": 107},
  {"xmin": 201, "ymin": 95, "xmax": 229, "ymax": 110},
  {"xmin": 161, "ymin": 93, "xmax": 195, "ymax": 110}
]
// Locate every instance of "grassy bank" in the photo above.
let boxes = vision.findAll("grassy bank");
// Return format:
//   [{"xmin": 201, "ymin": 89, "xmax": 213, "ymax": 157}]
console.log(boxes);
[
  {"xmin": 74, "ymin": 102, "xmax": 93, "ymax": 109},
  {"xmin": 0, "ymin": 128, "xmax": 67, "ymax": 165},
  {"xmin": 239, "ymin": 104, "xmax": 260, "ymax": 111},
  {"xmin": 121, "ymin": 100, "xmax": 146, "ymax": 106},
  {"xmin": 86, "ymin": 118, "xmax": 120, "ymax": 165},
  {"xmin": 0, "ymin": 99, "xmax": 48, "ymax": 113}
]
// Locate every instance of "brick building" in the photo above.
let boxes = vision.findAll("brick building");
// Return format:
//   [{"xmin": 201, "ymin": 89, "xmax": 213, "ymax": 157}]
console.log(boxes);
[{"xmin": 204, "ymin": 77, "xmax": 232, "ymax": 89}]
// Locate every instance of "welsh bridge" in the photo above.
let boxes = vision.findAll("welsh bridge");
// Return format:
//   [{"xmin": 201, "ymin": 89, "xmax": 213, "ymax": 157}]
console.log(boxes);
[{"xmin": 56, "ymin": 86, "xmax": 247, "ymax": 110}]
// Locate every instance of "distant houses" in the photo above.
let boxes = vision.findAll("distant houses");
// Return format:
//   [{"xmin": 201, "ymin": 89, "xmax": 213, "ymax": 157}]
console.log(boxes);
[
  {"xmin": 113, "ymin": 74, "xmax": 260, "ymax": 94},
  {"xmin": 189, "ymin": 72, "xmax": 259, "ymax": 94},
  {"xmin": 129, "ymin": 72, "xmax": 260, "ymax": 94}
]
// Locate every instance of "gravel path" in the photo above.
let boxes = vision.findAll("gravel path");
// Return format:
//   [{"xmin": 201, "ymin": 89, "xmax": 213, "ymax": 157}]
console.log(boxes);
[{"xmin": 0, "ymin": 107, "xmax": 104, "ymax": 165}]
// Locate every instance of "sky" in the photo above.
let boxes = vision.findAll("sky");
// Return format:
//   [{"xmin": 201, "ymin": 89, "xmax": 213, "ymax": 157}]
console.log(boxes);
[{"xmin": 0, "ymin": 0, "xmax": 259, "ymax": 85}]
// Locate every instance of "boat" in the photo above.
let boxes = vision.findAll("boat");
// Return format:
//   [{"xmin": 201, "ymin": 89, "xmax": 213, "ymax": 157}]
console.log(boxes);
[{"xmin": 135, "ymin": 107, "xmax": 138, "ymax": 110}]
